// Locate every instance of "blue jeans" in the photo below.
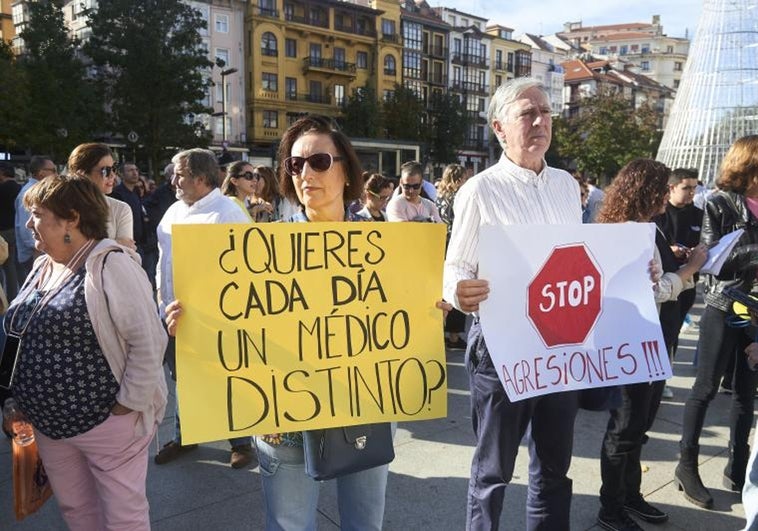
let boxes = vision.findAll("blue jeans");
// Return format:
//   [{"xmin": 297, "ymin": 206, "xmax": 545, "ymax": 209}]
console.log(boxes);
[
  {"xmin": 164, "ymin": 336, "xmax": 250, "ymax": 448},
  {"xmin": 255, "ymin": 438, "xmax": 388, "ymax": 531}
]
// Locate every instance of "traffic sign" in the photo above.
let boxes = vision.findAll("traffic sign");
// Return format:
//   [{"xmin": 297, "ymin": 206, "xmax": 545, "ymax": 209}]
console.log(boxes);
[
  {"xmin": 127, "ymin": 131, "xmax": 139, "ymax": 143},
  {"xmin": 527, "ymin": 244, "xmax": 603, "ymax": 348}
]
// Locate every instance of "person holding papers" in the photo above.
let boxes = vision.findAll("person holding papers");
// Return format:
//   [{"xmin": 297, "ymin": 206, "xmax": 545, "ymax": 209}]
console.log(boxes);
[
  {"xmin": 596, "ymin": 159, "xmax": 707, "ymax": 531},
  {"xmin": 676, "ymin": 135, "xmax": 758, "ymax": 509}
]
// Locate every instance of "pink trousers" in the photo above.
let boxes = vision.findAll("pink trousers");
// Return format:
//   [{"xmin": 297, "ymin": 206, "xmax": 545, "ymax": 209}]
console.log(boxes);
[{"xmin": 34, "ymin": 411, "xmax": 154, "ymax": 531}]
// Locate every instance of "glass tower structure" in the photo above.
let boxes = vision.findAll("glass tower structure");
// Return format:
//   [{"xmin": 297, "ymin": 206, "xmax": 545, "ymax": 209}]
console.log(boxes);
[{"xmin": 656, "ymin": 0, "xmax": 758, "ymax": 185}]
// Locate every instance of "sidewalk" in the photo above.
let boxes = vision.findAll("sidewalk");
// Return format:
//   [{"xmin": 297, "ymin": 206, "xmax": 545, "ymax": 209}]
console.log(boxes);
[{"xmin": 0, "ymin": 297, "xmax": 749, "ymax": 530}]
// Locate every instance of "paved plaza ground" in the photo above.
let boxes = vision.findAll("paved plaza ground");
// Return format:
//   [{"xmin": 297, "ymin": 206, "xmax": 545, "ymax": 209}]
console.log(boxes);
[{"xmin": 0, "ymin": 295, "xmax": 751, "ymax": 530}]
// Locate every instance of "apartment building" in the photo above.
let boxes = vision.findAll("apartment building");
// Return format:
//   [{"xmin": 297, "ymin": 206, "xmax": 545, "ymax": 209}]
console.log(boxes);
[
  {"xmin": 518, "ymin": 33, "xmax": 564, "ymax": 115},
  {"xmin": 559, "ymin": 16, "xmax": 689, "ymax": 91},
  {"xmin": 245, "ymin": 0, "xmax": 400, "ymax": 157},
  {"xmin": 1, "ymin": 0, "xmax": 14, "ymax": 43}
]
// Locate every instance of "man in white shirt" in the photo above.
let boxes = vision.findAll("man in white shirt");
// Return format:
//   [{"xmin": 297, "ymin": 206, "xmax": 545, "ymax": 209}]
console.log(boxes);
[
  {"xmin": 443, "ymin": 78, "xmax": 582, "ymax": 530},
  {"xmin": 154, "ymin": 148, "xmax": 254, "ymax": 469},
  {"xmin": 386, "ymin": 161, "xmax": 443, "ymax": 222}
]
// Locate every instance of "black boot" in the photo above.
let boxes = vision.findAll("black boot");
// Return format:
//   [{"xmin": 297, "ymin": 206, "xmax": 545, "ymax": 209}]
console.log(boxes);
[
  {"xmin": 723, "ymin": 444, "xmax": 750, "ymax": 492},
  {"xmin": 674, "ymin": 443, "xmax": 714, "ymax": 509}
]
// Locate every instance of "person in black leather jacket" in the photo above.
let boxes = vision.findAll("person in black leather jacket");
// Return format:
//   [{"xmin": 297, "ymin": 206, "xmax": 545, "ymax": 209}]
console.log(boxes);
[{"xmin": 676, "ymin": 135, "xmax": 758, "ymax": 509}]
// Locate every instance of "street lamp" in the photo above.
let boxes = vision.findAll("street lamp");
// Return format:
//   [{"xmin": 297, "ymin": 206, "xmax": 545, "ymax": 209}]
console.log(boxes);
[{"xmin": 214, "ymin": 58, "xmax": 238, "ymax": 145}]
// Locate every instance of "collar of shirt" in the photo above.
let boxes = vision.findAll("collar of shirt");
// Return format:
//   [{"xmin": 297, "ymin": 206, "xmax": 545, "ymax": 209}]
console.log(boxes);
[
  {"xmin": 499, "ymin": 154, "xmax": 548, "ymax": 187},
  {"xmin": 186, "ymin": 187, "xmax": 222, "ymax": 214}
]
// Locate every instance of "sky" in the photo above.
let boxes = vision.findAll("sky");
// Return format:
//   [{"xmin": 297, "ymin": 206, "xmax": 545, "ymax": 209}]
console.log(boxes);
[{"xmin": 435, "ymin": 0, "xmax": 703, "ymax": 40}]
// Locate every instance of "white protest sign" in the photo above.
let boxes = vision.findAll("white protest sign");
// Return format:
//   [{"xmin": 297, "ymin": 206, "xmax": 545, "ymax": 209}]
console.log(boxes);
[{"xmin": 479, "ymin": 223, "xmax": 669, "ymax": 402}]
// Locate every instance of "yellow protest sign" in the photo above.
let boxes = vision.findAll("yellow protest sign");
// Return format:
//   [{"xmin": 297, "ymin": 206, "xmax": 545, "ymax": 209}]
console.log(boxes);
[{"xmin": 173, "ymin": 222, "xmax": 447, "ymax": 444}]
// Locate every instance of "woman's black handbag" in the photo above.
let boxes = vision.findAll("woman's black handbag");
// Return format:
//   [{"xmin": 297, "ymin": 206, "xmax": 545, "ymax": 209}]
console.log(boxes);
[{"xmin": 303, "ymin": 423, "xmax": 395, "ymax": 481}]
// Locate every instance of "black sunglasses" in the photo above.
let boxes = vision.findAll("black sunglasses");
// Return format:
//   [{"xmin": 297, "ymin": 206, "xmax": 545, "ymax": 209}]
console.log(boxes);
[
  {"xmin": 100, "ymin": 166, "xmax": 115, "ymax": 178},
  {"xmin": 402, "ymin": 182, "xmax": 422, "ymax": 190},
  {"xmin": 236, "ymin": 171, "xmax": 260, "ymax": 181},
  {"xmin": 283, "ymin": 153, "xmax": 344, "ymax": 176}
]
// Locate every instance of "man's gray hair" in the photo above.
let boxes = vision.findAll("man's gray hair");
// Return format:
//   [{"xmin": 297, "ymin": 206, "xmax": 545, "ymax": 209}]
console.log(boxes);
[
  {"xmin": 487, "ymin": 77, "xmax": 551, "ymax": 126},
  {"xmin": 171, "ymin": 148, "xmax": 219, "ymax": 188}
]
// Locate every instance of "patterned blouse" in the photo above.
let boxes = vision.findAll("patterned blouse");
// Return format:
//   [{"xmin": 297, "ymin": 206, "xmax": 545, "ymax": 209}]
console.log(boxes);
[
  {"xmin": 5, "ymin": 267, "xmax": 120, "ymax": 439},
  {"xmin": 261, "ymin": 207, "xmax": 368, "ymax": 447}
]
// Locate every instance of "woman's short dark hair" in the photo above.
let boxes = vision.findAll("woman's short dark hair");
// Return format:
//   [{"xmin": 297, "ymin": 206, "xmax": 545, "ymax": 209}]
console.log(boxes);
[
  {"xmin": 23, "ymin": 175, "xmax": 109, "ymax": 240},
  {"xmin": 717, "ymin": 135, "xmax": 758, "ymax": 194},
  {"xmin": 365, "ymin": 174, "xmax": 391, "ymax": 195},
  {"xmin": 67, "ymin": 143, "xmax": 113, "ymax": 176},
  {"xmin": 597, "ymin": 159, "xmax": 670, "ymax": 223},
  {"xmin": 277, "ymin": 115, "xmax": 363, "ymax": 204}
]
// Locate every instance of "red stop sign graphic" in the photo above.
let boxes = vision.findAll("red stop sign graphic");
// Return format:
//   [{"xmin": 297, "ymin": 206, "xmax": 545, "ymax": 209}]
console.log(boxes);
[{"xmin": 527, "ymin": 244, "xmax": 603, "ymax": 348}]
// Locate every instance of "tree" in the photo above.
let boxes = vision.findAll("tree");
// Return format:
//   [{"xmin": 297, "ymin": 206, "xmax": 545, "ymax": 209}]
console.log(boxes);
[
  {"xmin": 85, "ymin": 0, "xmax": 212, "ymax": 177},
  {"xmin": 383, "ymin": 84, "xmax": 424, "ymax": 141},
  {"xmin": 342, "ymin": 84, "xmax": 381, "ymax": 138},
  {"xmin": 554, "ymin": 91, "xmax": 662, "ymax": 182},
  {"xmin": 425, "ymin": 91, "xmax": 469, "ymax": 165},
  {"xmin": 0, "ymin": 40, "xmax": 29, "ymax": 151},
  {"xmin": 17, "ymin": 0, "xmax": 100, "ymax": 160}
]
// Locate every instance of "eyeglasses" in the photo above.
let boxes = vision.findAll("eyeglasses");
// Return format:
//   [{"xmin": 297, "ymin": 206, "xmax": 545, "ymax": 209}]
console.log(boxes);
[
  {"xmin": 236, "ymin": 171, "xmax": 261, "ymax": 181},
  {"xmin": 402, "ymin": 182, "xmax": 422, "ymax": 190},
  {"xmin": 283, "ymin": 153, "xmax": 344, "ymax": 176},
  {"xmin": 368, "ymin": 190, "xmax": 392, "ymax": 202},
  {"xmin": 100, "ymin": 166, "xmax": 115, "ymax": 178}
]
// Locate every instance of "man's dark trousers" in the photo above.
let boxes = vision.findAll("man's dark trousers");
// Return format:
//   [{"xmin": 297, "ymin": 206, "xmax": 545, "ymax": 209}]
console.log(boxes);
[{"xmin": 466, "ymin": 320, "xmax": 578, "ymax": 530}]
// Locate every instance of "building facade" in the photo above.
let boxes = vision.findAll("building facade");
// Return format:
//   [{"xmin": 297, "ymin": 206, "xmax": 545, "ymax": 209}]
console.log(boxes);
[{"xmin": 518, "ymin": 33, "xmax": 564, "ymax": 115}]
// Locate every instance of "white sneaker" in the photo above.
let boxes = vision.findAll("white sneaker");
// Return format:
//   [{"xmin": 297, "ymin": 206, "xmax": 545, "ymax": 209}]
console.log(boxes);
[{"xmin": 661, "ymin": 385, "xmax": 674, "ymax": 399}]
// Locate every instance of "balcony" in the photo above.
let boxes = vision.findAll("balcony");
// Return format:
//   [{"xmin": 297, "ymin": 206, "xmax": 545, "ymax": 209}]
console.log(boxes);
[
  {"xmin": 261, "ymin": 48, "xmax": 278, "ymax": 57},
  {"xmin": 384, "ymin": 68, "xmax": 397, "ymax": 76},
  {"xmin": 494, "ymin": 60, "xmax": 507, "ymax": 72},
  {"xmin": 427, "ymin": 72, "xmax": 447, "ymax": 86},
  {"xmin": 334, "ymin": 19, "xmax": 377, "ymax": 37},
  {"xmin": 382, "ymin": 33, "xmax": 401, "ymax": 45},
  {"xmin": 451, "ymin": 80, "xmax": 489, "ymax": 94},
  {"xmin": 451, "ymin": 53, "xmax": 489, "ymax": 68},
  {"xmin": 303, "ymin": 57, "xmax": 357, "ymax": 76},
  {"xmin": 285, "ymin": 11, "xmax": 328, "ymax": 29},
  {"xmin": 463, "ymin": 139, "xmax": 487, "ymax": 152},
  {"xmin": 425, "ymin": 45, "xmax": 448, "ymax": 59},
  {"xmin": 253, "ymin": 5, "xmax": 279, "ymax": 19},
  {"xmin": 286, "ymin": 92, "xmax": 332, "ymax": 105}
]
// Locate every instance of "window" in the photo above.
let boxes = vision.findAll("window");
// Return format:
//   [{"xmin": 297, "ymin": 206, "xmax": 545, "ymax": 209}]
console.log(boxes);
[
  {"xmin": 478, "ymin": 98, "xmax": 485, "ymax": 112},
  {"xmin": 334, "ymin": 47, "xmax": 346, "ymax": 68},
  {"xmin": 309, "ymin": 81, "xmax": 323, "ymax": 103},
  {"xmin": 495, "ymin": 74, "xmax": 502, "ymax": 87},
  {"xmin": 453, "ymin": 38, "xmax": 462, "ymax": 55},
  {"xmin": 261, "ymin": 32, "xmax": 277, "ymax": 56},
  {"xmin": 641, "ymin": 61, "xmax": 650, "ymax": 71},
  {"xmin": 285, "ymin": 77, "xmax": 297, "ymax": 100},
  {"xmin": 403, "ymin": 50, "xmax": 422, "ymax": 79},
  {"xmin": 641, "ymin": 43, "xmax": 650, "ymax": 53},
  {"xmin": 403, "ymin": 21, "xmax": 423, "ymax": 51},
  {"xmin": 334, "ymin": 84, "xmax": 345, "ymax": 106},
  {"xmin": 599, "ymin": 47, "xmax": 608, "ymax": 55},
  {"xmin": 673, "ymin": 79, "xmax": 680, "ymax": 89},
  {"xmin": 620, "ymin": 45, "xmax": 628, "ymax": 55},
  {"xmin": 495, "ymin": 49, "xmax": 502, "ymax": 68},
  {"xmin": 631, "ymin": 44, "xmax": 639, "ymax": 52},
  {"xmin": 667, "ymin": 45, "xmax": 674, "ymax": 53},
  {"xmin": 263, "ymin": 111, "xmax": 278, "ymax": 128},
  {"xmin": 384, "ymin": 55, "xmax": 396, "ymax": 75},
  {"xmin": 262, "ymin": 72, "xmax": 278, "ymax": 91},
  {"xmin": 215, "ymin": 48, "xmax": 230, "ymax": 66},
  {"xmin": 215, "ymin": 82, "xmax": 230, "ymax": 104},
  {"xmin": 674, "ymin": 62, "xmax": 683, "ymax": 71},
  {"xmin": 215, "ymin": 14, "xmax": 229, "ymax": 33},
  {"xmin": 382, "ymin": 19, "xmax": 395, "ymax": 36},
  {"xmin": 285, "ymin": 38, "xmax": 296, "ymax": 58},
  {"xmin": 356, "ymin": 51, "xmax": 368, "ymax": 69},
  {"xmin": 383, "ymin": 89, "xmax": 394, "ymax": 101},
  {"xmin": 507, "ymin": 52, "xmax": 514, "ymax": 71},
  {"xmin": 310, "ymin": 43, "xmax": 321, "ymax": 60}
]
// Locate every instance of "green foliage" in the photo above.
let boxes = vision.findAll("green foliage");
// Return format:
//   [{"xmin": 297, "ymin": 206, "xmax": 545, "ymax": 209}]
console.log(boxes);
[
  {"xmin": 425, "ymin": 92, "xmax": 469, "ymax": 164},
  {"xmin": 341, "ymin": 84, "xmax": 381, "ymax": 138},
  {"xmin": 85, "ymin": 0, "xmax": 213, "ymax": 177},
  {"xmin": 554, "ymin": 91, "xmax": 662, "ymax": 181},
  {"xmin": 16, "ymin": 0, "xmax": 100, "ymax": 160},
  {"xmin": 383, "ymin": 84, "xmax": 423, "ymax": 141},
  {"xmin": 0, "ymin": 40, "xmax": 29, "ymax": 150}
]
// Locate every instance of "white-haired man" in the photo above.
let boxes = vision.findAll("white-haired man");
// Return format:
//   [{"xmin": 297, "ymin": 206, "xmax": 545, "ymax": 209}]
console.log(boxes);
[{"xmin": 443, "ymin": 78, "xmax": 583, "ymax": 530}]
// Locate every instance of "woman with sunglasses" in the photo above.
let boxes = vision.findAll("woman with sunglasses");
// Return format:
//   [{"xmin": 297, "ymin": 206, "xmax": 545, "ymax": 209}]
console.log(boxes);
[
  {"xmin": 248, "ymin": 166, "xmax": 281, "ymax": 222},
  {"xmin": 67, "ymin": 143, "xmax": 135, "ymax": 250},
  {"xmin": 221, "ymin": 161, "xmax": 254, "ymax": 221},
  {"xmin": 357, "ymin": 173, "xmax": 393, "ymax": 221}
]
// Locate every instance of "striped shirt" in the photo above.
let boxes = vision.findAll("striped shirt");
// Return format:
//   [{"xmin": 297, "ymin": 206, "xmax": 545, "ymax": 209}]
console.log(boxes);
[{"xmin": 443, "ymin": 154, "xmax": 582, "ymax": 310}]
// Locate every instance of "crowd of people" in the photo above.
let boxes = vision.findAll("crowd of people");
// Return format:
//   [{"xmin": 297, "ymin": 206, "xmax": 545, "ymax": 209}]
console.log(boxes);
[{"xmin": 1, "ymin": 76, "xmax": 758, "ymax": 531}]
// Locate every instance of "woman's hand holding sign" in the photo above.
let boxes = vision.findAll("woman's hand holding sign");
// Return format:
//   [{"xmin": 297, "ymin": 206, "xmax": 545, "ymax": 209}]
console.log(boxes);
[{"xmin": 165, "ymin": 300, "xmax": 183, "ymax": 337}]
